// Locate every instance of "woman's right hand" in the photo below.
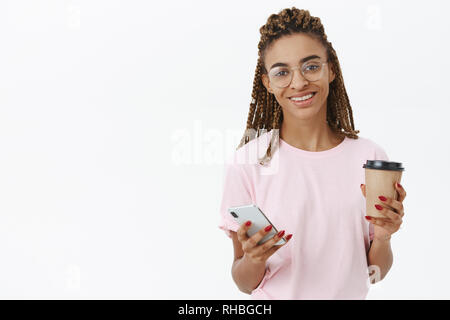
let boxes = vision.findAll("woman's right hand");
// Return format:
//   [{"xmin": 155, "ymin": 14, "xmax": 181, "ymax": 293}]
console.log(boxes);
[{"xmin": 237, "ymin": 221, "xmax": 292, "ymax": 265}]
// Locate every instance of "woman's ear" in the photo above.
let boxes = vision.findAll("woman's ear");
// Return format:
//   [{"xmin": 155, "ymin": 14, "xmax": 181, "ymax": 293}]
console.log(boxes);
[
  {"xmin": 329, "ymin": 64, "xmax": 336, "ymax": 83},
  {"xmin": 261, "ymin": 73, "xmax": 273, "ymax": 93}
]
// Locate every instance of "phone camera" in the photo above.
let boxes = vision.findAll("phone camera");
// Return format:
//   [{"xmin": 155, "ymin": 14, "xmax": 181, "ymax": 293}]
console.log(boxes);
[{"xmin": 230, "ymin": 211, "xmax": 238, "ymax": 218}]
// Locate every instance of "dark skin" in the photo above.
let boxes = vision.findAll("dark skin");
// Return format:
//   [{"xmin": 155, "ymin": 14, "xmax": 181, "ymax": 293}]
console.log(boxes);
[
  {"xmin": 261, "ymin": 33, "xmax": 341, "ymax": 152},
  {"xmin": 231, "ymin": 223, "xmax": 292, "ymax": 265},
  {"xmin": 232, "ymin": 33, "xmax": 334, "ymax": 268},
  {"xmin": 231, "ymin": 182, "xmax": 407, "ymax": 264},
  {"xmin": 230, "ymin": 33, "xmax": 406, "ymax": 291},
  {"xmin": 230, "ymin": 222, "xmax": 292, "ymax": 294},
  {"xmin": 361, "ymin": 182, "xmax": 406, "ymax": 243},
  {"xmin": 362, "ymin": 181, "xmax": 406, "ymax": 282}
]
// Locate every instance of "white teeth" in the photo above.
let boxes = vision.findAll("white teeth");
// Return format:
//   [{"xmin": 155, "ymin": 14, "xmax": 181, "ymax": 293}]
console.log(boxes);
[{"xmin": 290, "ymin": 93, "xmax": 314, "ymax": 101}]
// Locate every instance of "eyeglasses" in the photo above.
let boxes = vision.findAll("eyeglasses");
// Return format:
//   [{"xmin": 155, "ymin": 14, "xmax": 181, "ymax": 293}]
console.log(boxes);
[{"xmin": 268, "ymin": 60, "xmax": 328, "ymax": 88}]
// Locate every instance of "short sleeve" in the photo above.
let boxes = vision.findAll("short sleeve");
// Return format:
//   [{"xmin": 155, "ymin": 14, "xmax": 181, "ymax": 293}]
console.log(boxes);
[
  {"xmin": 218, "ymin": 154, "xmax": 254, "ymax": 238},
  {"xmin": 370, "ymin": 142, "xmax": 389, "ymax": 241}
]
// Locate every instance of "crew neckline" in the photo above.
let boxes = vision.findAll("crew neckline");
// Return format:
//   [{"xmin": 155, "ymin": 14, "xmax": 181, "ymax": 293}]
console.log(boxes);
[{"xmin": 279, "ymin": 135, "xmax": 348, "ymax": 158}]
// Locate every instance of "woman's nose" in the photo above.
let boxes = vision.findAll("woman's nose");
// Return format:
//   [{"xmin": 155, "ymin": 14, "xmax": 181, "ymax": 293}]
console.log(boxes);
[{"xmin": 290, "ymin": 69, "xmax": 309, "ymax": 88}]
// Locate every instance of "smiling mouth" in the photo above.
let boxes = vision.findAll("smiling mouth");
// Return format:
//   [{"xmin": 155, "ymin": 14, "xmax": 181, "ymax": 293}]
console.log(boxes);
[{"xmin": 289, "ymin": 92, "xmax": 316, "ymax": 101}]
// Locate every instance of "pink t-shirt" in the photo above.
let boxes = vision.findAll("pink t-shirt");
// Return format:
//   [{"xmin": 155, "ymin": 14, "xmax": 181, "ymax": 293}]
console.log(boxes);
[{"xmin": 218, "ymin": 130, "xmax": 389, "ymax": 299}]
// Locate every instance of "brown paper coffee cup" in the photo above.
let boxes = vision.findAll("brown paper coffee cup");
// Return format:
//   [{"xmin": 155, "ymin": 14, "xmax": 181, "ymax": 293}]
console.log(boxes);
[{"xmin": 363, "ymin": 160, "xmax": 405, "ymax": 218}]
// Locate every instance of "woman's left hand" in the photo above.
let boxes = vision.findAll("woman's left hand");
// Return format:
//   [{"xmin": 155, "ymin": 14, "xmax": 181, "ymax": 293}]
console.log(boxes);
[{"xmin": 360, "ymin": 182, "xmax": 406, "ymax": 241}]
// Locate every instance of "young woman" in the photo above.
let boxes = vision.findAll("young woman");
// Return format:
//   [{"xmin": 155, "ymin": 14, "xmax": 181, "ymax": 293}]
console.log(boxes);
[{"xmin": 218, "ymin": 8, "xmax": 407, "ymax": 299}]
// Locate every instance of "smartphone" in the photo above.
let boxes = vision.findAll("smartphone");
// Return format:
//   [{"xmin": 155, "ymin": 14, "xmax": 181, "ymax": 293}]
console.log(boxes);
[{"xmin": 228, "ymin": 204, "xmax": 286, "ymax": 246}]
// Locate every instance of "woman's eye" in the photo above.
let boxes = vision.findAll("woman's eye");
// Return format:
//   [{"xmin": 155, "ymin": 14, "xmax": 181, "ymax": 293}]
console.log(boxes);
[
  {"xmin": 275, "ymin": 70, "xmax": 288, "ymax": 77},
  {"xmin": 305, "ymin": 65, "xmax": 320, "ymax": 72}
]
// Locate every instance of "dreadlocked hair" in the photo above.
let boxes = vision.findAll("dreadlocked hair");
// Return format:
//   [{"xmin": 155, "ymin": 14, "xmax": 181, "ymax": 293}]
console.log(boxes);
[{"xmin": 237, "ymin": 7, "xmax": 360, "ymax": 166}]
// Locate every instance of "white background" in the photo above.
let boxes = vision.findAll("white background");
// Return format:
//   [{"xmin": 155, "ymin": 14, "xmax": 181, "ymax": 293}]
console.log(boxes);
[{"xmin": 0, "ymin": 0, "xmax": 449, "ymax": 299}]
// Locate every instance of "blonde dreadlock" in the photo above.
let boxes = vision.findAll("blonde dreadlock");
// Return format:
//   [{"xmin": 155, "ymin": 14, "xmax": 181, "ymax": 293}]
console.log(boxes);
[{"xmin": 237, "ymin": 7, "xmax": 360, "ymax": 166}]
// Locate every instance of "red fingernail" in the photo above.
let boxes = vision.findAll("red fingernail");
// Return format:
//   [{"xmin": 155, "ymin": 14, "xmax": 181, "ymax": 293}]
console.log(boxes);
[
  {"xmin": 264, "ymin": 225, "xmax": 272, "ymax": 232},
  {"xmin": 397, "ymin": 182, "xmax": 402, "ymax": 188},
  {"xmin": 245, "ymin": 220, "xmax": 251, "ymax": 226},
  {"xmin": 365, "ymin": 216, "xmax": 372, "ymax": 220},
  {"xmin": 378, "ymin": 196, "xmax": 387, "ymax": 201},
  {"xmin": 360, "ymin": 184, "xmax": 363, "ymax": 187},
  {"xmin": 286, "ymin": 234, "xmax": 292, "ymax": 240},
  {"xmin": 375, "ymin": 204, "xmax": 383, "ymax": 210},
  {"xmin": 277, "ymin": 230, "xmax": 285, "ymax": 237}
]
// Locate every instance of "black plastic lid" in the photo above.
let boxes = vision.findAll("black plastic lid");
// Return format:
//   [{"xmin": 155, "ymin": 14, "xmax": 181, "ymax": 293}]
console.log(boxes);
[{"xmin": 363, "ymin": 160, "xmax": 405, "ymax": 171}]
